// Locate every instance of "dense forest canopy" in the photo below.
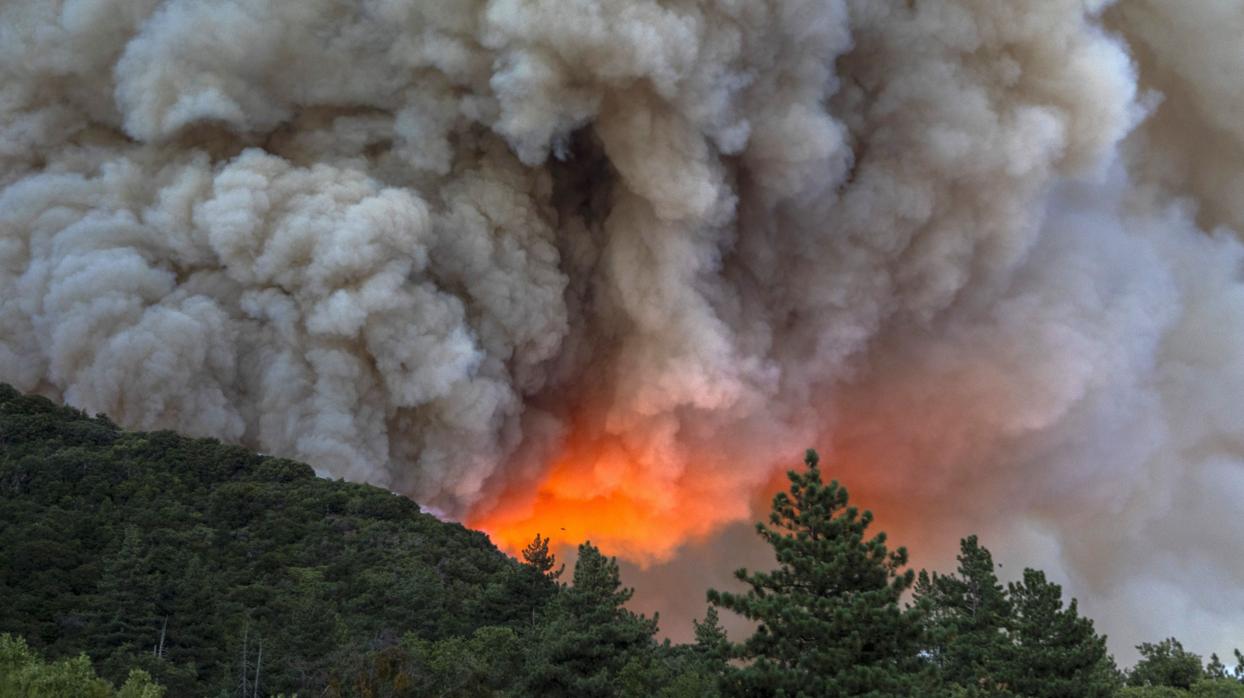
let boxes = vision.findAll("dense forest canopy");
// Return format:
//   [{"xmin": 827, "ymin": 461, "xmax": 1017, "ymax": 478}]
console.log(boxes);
[
  {"xmin": 2, "ymin": 383, "xmax": 1242, "ymax": 697},
  {"xmin": 0, "ymin": 383, "xmax": 531, "ymax": 694}
]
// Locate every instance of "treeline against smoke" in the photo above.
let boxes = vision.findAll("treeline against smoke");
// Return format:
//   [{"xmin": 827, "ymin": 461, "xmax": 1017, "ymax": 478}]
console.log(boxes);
[{"xmin": 0, "ymin": 382, "xmax": 1241, "ymax": 697}]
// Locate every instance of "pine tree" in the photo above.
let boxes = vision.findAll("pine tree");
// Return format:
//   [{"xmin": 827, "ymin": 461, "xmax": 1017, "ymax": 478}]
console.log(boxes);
[
  {"xmin": 94, "ymin": 527, "xmax": 161, "ymax": 656},
  {"xmin": 708, "ymin": 449, "xmax": 923, "ymax": 697},
  {"xmin": 521, "ymin": 533, "xmax": 565, "ymax": 615},
  {"xmin": 522, "ymin": 542, "xmax": 658, "ymax": 697},
  {"xmin": 915, "ymin": 536, "xmax": 1015, "ymax": 695},
  {"xmin": 167, "ymin": 555, "xmax": 219, "ymax": 670},
  {"xmin": 496, "ymin": 533, "xmax": 566, "ymax": 628},
  {"xmin": 522, "ymin": 534, "xmax": 566, "ymax": 582},
  {"xmin": 1005, "ymin": 569, "xmax": 1119, "ymax": 697},
  {"xmin": 693, "ymin": 606, "xmax": 730, "ymax": 665}
]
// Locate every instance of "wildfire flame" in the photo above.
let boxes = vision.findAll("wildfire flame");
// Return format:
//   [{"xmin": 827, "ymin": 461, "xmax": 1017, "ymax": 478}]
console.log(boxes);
[
  {"xmin": 468, "ymin": 434, "xmax": 762, "ymax": 564},
  {"xmin": 468, "ymin": 411, "xmax": 954, "ymax": 568}
]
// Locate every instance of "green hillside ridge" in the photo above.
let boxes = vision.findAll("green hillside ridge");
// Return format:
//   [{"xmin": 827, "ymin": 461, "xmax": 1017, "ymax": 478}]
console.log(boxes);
[
  {"xmin": 0, "ymin": 383, "xmax": 554, "ymax": 694},
  {"xmin": 3, "ymin": 383, "xmax": 1244, "ymax": 697}
]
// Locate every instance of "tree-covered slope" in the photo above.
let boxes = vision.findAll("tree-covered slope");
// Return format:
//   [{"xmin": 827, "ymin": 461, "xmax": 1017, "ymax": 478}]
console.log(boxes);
[{"xmin": 0, "ymin": 383, "xmax": 527, "ymax": 695}]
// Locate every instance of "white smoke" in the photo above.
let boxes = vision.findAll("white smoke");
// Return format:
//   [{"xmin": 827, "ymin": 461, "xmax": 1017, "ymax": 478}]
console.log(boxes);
[{"xmin": 3, "ymin": 0, "xmax": 1244, "ymax": 656}]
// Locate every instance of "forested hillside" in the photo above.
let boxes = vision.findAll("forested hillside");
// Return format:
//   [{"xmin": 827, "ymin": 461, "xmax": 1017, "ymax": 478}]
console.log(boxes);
[
  {"xmin": 3, "ymin": 383, "xmax": 1243, "ymax": 697},
  {"xmin": 0, "ymin": 383, "xmax": 556, "ymax": 694}
]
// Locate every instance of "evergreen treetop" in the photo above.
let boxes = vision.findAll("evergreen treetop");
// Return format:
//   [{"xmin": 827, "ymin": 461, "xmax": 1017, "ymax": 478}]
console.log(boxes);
[{"xmin": 708, "ymin": 449, "xmax": 923, "ymax": 697}]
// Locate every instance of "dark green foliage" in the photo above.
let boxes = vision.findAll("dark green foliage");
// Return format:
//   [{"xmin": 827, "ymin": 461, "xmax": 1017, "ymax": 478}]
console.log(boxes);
[
  {"xmin": 708, "ymin": 449, "xmax": 924, "ymax": 697},
  {"xmin": 1114, "ymin": 645, "xmax": 1244, "ymax": 698},
  {"xmin": 1118, "ymin": 683, "xmax": 1244, "ymax": 698},
  {"xmin": 616, "ymin": 643, "xmax": 724, "ymax": 698},
  {"xmin": 326, "ymin": 625, "xmax": 525, "ymax": 697},
  {"xmin": 1128, "ymin": 639, "xmax": 1205, "ymax": 689},
  {"xmin": 0, "ymin": 384, "xmax": 530, "ymax": 695},
  {"xmin": 0, "ymin": 633, "xmax": 164, "ymax": 698},
  {"xmin": 589, "ymin": 605, "xmax": 727, "ymax": 698},
  {"xmin": 914, "ymin": 536, "xmax": 1120, "ymax": 697},
  {"xmin": 514, "ymin": 533, "xmax": 565, "ymax": 625},
  {"xmin": 1005, "ymin": 569, "xmax": 1119, "ymax": 698},
  {"xmin": 522, "ymin": 533, "xmax": 565, "ymax": 581},
  {"xmin": 1189, "ymin": 680, "xmax": 1244, "ymax": 697},
  {"xmin": 693, "ymin": 606, "xmax": 730, "ymax": 667},
  {"xmin": 915, "ymin": 535, "xmax": 1015, "ymax": 695},
  {"xmin": 521, "ymin": 542, "xmax": 659, "ymax": 697},
  {"xmin": 1116, "ymin": 688, "xmax": 1195, "ymax": 698},
  {"xmin": 325, "ymin": 540, "xmax": 726, "ymax": 698}
]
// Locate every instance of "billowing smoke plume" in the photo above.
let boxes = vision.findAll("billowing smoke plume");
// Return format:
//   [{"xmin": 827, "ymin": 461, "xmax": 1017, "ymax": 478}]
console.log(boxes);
[{"xmin": 3, "ymin": 0, "xmax": 1244, "ymax": 654}]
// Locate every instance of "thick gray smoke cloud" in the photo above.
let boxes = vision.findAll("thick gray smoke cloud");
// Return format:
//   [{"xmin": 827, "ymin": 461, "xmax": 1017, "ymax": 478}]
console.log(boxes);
[{"xmin": 3, "ymin": 0, "xmax": 1244, "ymax": 655}]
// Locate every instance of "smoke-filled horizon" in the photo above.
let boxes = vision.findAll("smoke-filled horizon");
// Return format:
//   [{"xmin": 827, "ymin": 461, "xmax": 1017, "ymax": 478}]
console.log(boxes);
[{"xmin": 4, "ymin": 0, "xmax": 1244, "ymax": 658}]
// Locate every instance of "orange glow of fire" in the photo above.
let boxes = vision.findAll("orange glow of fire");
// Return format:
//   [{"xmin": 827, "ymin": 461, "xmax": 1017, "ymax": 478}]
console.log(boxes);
[
  {"xmin": 468, "ymin": 431, "xmax": 946, "ymax": 567},
  {"xmin": 468, "ymin": 436, "xmax": 758, "ymax": 564},
  {"xmin": 468, "ymin": 392, "xmax": 968, "ymax": 567}
]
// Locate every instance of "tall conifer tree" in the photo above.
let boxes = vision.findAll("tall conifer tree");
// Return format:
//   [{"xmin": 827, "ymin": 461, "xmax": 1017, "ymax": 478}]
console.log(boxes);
[
  {"xmin": 914, "ymin": 536, "xmax": 1015, "ymax": 695},
  {"xmin": 1004, "ymin": 569, "xmax": 1118, "ymax": 698},
  {"xmin": 522, "ymin": 542, "xmax": 657, "ymax": 697},
  {"xmin": 709, "ymin": 449, "xmax": 923, "ymax": 697}
]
